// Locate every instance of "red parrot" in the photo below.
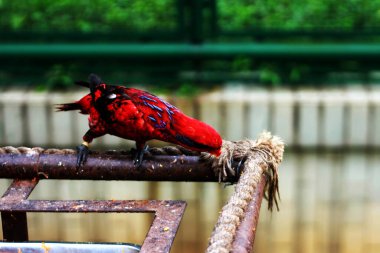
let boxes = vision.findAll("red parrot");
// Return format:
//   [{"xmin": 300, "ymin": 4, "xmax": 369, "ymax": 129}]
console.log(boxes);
[{"xmin": 57, "ymin": 74, "xmax": 222, "ymax": 167}]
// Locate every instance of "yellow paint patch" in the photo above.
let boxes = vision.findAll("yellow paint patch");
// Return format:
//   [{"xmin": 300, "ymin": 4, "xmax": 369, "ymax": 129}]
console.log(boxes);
[{"xmin": 41, "ymin": 242, "xmax": 51, "ymax": 253}]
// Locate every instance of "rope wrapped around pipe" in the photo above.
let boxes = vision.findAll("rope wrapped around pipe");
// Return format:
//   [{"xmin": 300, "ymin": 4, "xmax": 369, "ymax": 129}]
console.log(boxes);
[{"xmin": 205, "ymin": 131, "xmax": 284, "ymax": 253}]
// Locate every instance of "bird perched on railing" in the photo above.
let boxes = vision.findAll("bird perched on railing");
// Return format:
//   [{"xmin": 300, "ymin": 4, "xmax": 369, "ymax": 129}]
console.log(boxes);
[{"xmin": 56, "ymin": 74, "xmax": 222, "ymax": 167}]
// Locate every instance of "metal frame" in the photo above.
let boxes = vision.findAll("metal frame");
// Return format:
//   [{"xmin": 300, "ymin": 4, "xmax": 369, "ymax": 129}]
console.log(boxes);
[
  {"xmin": 0, "ymin": 179, "xmax": 186, "ymax": 253},
  {"xmin": 0, "ymin": 150, "xmax": 268, "ymax": 252},
  {"xmin": 231, "ymin": 176, "xmax": 266, "ymax": 252}
]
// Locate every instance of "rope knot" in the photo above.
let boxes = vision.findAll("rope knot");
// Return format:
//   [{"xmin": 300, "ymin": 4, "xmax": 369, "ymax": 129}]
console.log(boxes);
[
  {"xmin": 203, "ymin": 131, "xmax": 284, "ymax": 211},
  {"xmin": 206, "ymin": 131, "xmax": 285, "ymax": 253}
]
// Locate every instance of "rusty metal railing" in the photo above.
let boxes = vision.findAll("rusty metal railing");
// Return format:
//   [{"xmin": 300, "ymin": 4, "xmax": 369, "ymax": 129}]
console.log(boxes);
[
  {"xmin": 0, "ymin": 149, "xmax": 218, "ymax": 181},
  {"xmin": 0, "ymin": 177, "xmax": 186, "ymax": 252},
  {"xmin": 0, "ymin": 133, "xmax": 284, "ymax": 253}
]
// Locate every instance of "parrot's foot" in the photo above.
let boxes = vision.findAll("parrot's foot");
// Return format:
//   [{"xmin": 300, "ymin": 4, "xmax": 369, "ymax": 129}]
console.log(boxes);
[
  {"xmin": 132, "ymin": 145, "xmax": 149, "ymax": 168},
  {"xmin": 235, "ymin": 155, "xmax": 247, "ymax": 177},
  {"xmin": 76, "ymin": 143, "xmax": 90, "ymax": 168},
  {"xmin": 224, "ymin": 155, "xmax": 247, "ymax": 187}
]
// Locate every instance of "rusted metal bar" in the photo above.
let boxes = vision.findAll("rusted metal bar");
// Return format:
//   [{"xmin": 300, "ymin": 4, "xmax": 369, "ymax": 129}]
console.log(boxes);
[
  {"xmin": 0, "ymin": 153, "xmax": 230, "ymax": 182},
  {"xmin": 1, "ymin": 179, "xmax": 39, "ymax": 201},
  {"xmin": 231, "ymin": 174, "xmax": 267, "ymax": 253},
  {"xmin": 1, "ymin": 212, "xmax": 29, "ymax": 242},
  {"xmin": 0, "ymin": 199, "xmax": 186, "ymax": 253},
  {"xmin": 1, "ymin": 179, "xmax": 39, "ymax": 242},
  {"xmin": 141, "ymin": 201, "xmax": 187, "ymax": 252},
  {"xmin": 0, "ymin": 140, "xmax": 280, "ymax": 253},
  {"xmin": 0, "ymin": 242, "xmax": 140, "ymax": 253}
]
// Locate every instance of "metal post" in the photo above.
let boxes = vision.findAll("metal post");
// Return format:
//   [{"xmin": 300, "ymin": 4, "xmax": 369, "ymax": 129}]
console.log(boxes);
[{"xmin": 1, "ymin": 179, "xmax": 39, "ymax": 241}]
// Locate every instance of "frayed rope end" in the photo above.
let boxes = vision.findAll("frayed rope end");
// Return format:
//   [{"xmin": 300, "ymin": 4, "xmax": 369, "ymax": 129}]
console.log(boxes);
[{"xmin": 202, "ymin": 131, "xmax": 285, "ymax": 211}]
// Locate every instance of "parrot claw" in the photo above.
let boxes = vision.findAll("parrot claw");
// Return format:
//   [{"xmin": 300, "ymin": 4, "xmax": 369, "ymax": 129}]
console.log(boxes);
[
  {"xmin": 235, "ymin": 155, "xmax": 247, "ymax": 176},
  {"xmin": 224, "ymin": 155, "xmax": 248, "ymax": 187},
  {"xmin": 76, "ymin": 144, "xmax": 89, "ymax": 168},
  {"xmin": 133, "ymin": 145, "xmax": 149, "ymax": 168}
]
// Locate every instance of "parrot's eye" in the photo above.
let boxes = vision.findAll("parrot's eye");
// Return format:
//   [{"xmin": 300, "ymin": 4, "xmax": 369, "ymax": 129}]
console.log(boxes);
[{"xmin": 107, "ymin": 93, "xmax": 117, "ymax": 99}]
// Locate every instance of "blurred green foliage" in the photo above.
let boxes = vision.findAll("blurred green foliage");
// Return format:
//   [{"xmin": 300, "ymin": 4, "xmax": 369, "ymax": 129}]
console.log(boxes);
[
  {"xmin": 1, "ymin": 0, "xmax": 379, "ymax": 31},
  {"xmin": 219, "ymin": 0, "xmax": 380, "ymax": 29},
  {"xmin": 0, "ymin": 0, "xmax": 176, "ymax": 31},
  {"xmin": 1, "ymin": 0, "xmax": 380, "ymax": 90}
]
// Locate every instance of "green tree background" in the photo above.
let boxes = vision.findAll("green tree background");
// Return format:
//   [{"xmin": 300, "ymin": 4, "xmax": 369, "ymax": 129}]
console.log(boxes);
[
  {"xmin": 1, "ymin": 0, "xmax": 380, "ymax": 31},
  {"xmin": 1, "ymin": 0, "xmax": 380, "ymax": 89}
]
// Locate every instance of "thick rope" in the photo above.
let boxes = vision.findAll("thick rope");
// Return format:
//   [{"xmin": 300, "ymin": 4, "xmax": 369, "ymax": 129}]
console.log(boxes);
[{"xmin": 206, "ymin": 131, "xmax": 284, "ymax": 253}]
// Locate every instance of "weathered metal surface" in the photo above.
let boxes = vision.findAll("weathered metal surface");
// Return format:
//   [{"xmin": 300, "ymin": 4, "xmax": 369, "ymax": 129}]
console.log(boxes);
[
  {"xmin": 0, "ymin": 242, "xmax": 140, "ymax": 253},
  {"xmin": 141, "ymin": 201, "xmax": 187, "ymax": 252},
  {"xmin": 1, "ymin": 212, "xmax": 29, "ymax": 242},
  {"xmin": 231, "ymin": 175, "xmax": 267, "ymax": 253},
  {"xmin": 0, "ymin": 149, "xmax": 268, "ymax": 253},
  {"xmin": 0, "ymin": 153, "xmax": 232, "ymax": 182},
  {"xmin": 0, "ymin": 177, "xmax": 186, "ymax": 252},
  {"xmin": 0, "ymin": 198, "xmax": 185, "ymax": 214},
  {"xmin": 1, "ymin": 179, "xmax": 39, "ymax": 201},
  {"xmin": 1, "ymin": 179, "xmax": 39, "ymax": 242},
  {"xmin": 0, "ymin": 198, "xmax": 186, "ymax": 253}
]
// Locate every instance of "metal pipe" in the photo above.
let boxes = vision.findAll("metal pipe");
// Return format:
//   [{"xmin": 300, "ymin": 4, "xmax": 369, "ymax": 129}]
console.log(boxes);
[
  {"xmin": 0, "ymin": 185, "xmax": 186, "ymax": 253},
  {"xmin": 0, "ymin": 144, "xmax": 276, "ymax": 252},
  {"xmin": 0, "ymin": 153, "xmax": 230, "ymax": 182},
  {"xmin": 231, "ymin": 174, "xmax": 266, "ymax": 253},
  {"xmin": 1, "ymin": 179, "xmax": 39, "ymax": 242},
  {"xmin": 0, "ymin": 242, "xmax": 141, "ymax": 253},
  {"xmin": 0, "ymin": 43, "xmax": 380, "ymax": 59}
]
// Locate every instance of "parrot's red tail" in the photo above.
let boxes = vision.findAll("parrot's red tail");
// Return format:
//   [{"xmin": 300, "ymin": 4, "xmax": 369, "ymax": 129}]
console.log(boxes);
[
  {"xmin": 171, "ymin": 113, "xmax": 222, "ymax": 156},
  {"xmin": 56, "ymin": 94, "xmax": 92, "ymax": 114}
]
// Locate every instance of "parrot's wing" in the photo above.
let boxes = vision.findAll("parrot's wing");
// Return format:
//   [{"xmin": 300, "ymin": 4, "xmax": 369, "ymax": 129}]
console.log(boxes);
[
  {"xmin": 102, "ymin": 86, "xmax": 222, "ymax": 154},
  {"xmin": 125, "ymin": 88, "xmax": 179, "ymax": 130},
  {"xmin": 125, "ymin": 88, "xmax": 222, "ymax": 153}
]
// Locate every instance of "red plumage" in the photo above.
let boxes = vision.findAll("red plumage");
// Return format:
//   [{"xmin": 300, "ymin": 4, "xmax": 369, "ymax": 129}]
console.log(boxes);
[{"xmin": 57, "ymin": 74, "xmax": 222, "ymax": 165}]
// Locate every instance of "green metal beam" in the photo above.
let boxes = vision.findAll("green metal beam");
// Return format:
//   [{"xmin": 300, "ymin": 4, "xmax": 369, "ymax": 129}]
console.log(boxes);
[{"xmin": 1, "ymin": 43, "xmax": 380, "ymax": 59}]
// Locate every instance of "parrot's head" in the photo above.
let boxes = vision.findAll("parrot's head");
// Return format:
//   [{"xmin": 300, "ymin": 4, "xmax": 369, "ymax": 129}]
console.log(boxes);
[
  {"xmin": 74, "ymin": 73, "xmax": 104, "ymax": 101},
  {"xmin": 88, "ymin": 73, "xmax": 102, "ymax": 96},
  {"xmin": 75, "ymin": 73, "xmax": 130, "ymax": 106}
]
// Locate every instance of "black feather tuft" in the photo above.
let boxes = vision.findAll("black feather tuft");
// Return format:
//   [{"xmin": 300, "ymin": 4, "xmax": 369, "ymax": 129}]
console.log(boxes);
[
  {"xmin": 88, "ymin": 73, "xmax": 102, "ymax": 86},
  {"xmin": 74, "ymin": 80, "xmax": 90, "ymax": 88},
  {"xmin": 88, "ymin": 73, "xmax": 102, "ymax": 96},
  {"xmin": 55, "ymin": 103, "xmax": 80, "ymax": 112}
]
